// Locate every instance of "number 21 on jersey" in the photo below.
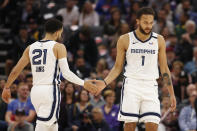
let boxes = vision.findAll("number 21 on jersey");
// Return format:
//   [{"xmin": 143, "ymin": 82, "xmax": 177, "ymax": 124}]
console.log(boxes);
[{"xmin": 32, "ymin": 49, "xmax": 47, "ymax": 65}]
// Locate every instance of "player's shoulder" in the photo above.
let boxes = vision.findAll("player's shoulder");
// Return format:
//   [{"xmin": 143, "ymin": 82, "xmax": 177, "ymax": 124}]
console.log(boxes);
[
  {"xmin": 119, "ymin": 33, "xmax": 130, "ymax": 42},
  {"xmin": 54, "ymin": 42, "xmax": 66, "ymax": 49}
]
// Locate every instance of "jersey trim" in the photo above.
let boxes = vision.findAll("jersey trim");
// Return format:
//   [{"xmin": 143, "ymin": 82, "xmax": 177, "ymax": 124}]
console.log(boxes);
[
  {"xmin": 38, "ymin": 40, "xmax": 52, "ymax": 42},
  {"xmin": 133, "ymin": 31, "xmax": 153, "ymax": 43},
  {"xmin": 37, "ymin": 60, "xmax": 58, "ymax": 121}
]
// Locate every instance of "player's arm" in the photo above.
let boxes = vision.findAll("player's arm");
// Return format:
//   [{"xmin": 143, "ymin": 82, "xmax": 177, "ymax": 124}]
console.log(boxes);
[
  {"xmin": 5, "ymin": 46, "xmax": 30, "ymax": 89},
  {"xmin": 53, "ymin": 43, "xmax": 97, "ymax": 94},
  {"xmin": 158, "ymin": 35, "xmax": 176, "ymax": 111},
  {"xmin": 104, "ymin": 35, "xmax": 128, "ymax": 85}
]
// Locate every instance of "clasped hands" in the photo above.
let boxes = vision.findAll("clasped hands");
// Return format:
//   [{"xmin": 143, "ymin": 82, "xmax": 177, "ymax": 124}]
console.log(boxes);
[{"xmin": 84, "ymin": 80, "xmax": 106, "ymax": 96}]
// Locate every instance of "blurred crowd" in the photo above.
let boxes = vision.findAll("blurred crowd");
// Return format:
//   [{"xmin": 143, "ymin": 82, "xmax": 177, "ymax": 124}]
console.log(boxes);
[{"xmin": 1, "ymin": 0, "xmax": 197, "ymax": 131}]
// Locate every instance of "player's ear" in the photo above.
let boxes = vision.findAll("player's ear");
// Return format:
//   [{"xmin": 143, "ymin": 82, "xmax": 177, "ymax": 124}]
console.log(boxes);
[{"xmin": 136, "ymin": 19, "xmax": 140, "ymax": 25}]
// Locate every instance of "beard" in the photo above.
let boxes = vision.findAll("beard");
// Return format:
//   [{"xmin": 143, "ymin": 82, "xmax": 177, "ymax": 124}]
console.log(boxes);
[{"xmin": 139, "ymin": 24, "xmax": 152, "ymax": 35}]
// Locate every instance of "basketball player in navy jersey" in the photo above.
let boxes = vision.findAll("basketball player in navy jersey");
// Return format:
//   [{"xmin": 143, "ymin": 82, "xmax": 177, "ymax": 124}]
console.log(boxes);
[
  {"xmin": 94, "ymin": 7, "xmax": 176, "ymax": 131},
  {"xmin": 2, "ymin": 19, "xmax": 98, "ymax": 131}
]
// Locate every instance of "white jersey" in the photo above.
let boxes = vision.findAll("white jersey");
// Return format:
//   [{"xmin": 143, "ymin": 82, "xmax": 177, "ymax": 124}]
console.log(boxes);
[
  {"xmin": 29, "ymin": 40, "xmax": 61, "ymax": 86},
  {"xmin": 124, "ymin": 31, "xmax": 159, "ymax": 80}
]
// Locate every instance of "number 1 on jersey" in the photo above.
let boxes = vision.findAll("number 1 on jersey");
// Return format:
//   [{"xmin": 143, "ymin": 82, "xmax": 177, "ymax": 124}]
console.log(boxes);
[{"xmin": 141, "ymin": 56, "xmax": 145, "ymax": 66}]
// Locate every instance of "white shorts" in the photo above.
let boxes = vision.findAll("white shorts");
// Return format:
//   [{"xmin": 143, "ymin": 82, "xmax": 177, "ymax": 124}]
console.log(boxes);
[
  {"xmin": 30, "ymin": 84, "xmax": 61, "ymax": 126},
  {"xmin": 118, "ymin": 77, "xmax": 161, "ymax": 124}
]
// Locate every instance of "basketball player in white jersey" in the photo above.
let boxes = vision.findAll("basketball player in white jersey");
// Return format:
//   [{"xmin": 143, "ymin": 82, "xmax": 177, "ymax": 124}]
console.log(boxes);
[
  {"xmin": 2, "ymin": 19, "xmax": 98, "ymax": 131},
  {"xmin": 93, "ymin": 7, "xmax": 176, "ymax": 131}
]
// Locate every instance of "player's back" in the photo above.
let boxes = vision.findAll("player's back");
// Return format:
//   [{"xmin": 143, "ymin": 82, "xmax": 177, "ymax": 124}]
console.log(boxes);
[
  {"xmin": 29, "ymin": 40, "xmax": 60, "ymax": 86},
  {"xmin": 124, "ymin": 31, "xmax": 159, "ymax": 80}
]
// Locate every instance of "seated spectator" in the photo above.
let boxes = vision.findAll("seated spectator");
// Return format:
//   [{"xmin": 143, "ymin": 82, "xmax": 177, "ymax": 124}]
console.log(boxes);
[
  {"xmin": 95, "ymin": 58, "xmax": 108, "ymax": 78},
  {"xmin": 25, "ymin": 74, "xmax": 33, "ymax": 90},
  {"xmin": 95, "ymin": 0, "xmax": 120, "ymax": 19},
  {"xmin": 79, "ymin": 1, "xmax": 100, "ymax": 26},
  {"xmin": 74, "ymin": 57, "xmax": 91, "ymax": 79},
  {"xmin": 58, "ymin": 82, "xmax": 80, "ymax": 131},
  {"xmin": 178, "ymin": 91, "xmax": 197, "ymax": 131},
  {"xmin": 175, "ymin": 13, "xmax": 189, "ymax": 40},
  {"xmin": 7, "ymin": 109, "xmax": 34, "ymax": 131},
  {"xmin": 101, "ymin": 90, "xmax": 120, "ymax": 131},
  {"xmin": 5, "ymin": 83, "xmax": 36, "ymax": 125},
  {"xmin": 110, "ymin": 23, "xmax": 130, "ymax": 47},
  {"xmin": 90, "ymin": 94, "xmax": 105, "ymax": 108},
  {"xmin": 92, "ymin": 107, "xmax": 111, "ymax": 131},
  {"xmin": 67, "ymin": 26, "xmax": 98, "ymax": 67},
  {"xmin": 104, "ymin": 8, "xmax": 125, "ymax": 36},
  {"xmin": 0, "ymin": 79, "xmax": 8, "ymax": 131},
  {"xmin": 171, "ymin": 61, "xmax": 186, "ymax": 101},
  {"xmin": 57, "ymin": 0, "xmax": 79, "ymax": 26},
  {"xmin": 5, "ymin": 25, "xmax": 35, "ymax": 76},
  {"xmin": 184, "ymin": 47, "xmax": 197, "ymax": 75},
  {"xmin": 153, "ymin": 9, "xmax": 174, "ymax": 34}
]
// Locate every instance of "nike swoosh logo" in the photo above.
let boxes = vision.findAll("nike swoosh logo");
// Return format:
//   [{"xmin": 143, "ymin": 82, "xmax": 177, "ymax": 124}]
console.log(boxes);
[{"xmin": 133, "ymin": 42, "xmax": 138, "ymax": 44}]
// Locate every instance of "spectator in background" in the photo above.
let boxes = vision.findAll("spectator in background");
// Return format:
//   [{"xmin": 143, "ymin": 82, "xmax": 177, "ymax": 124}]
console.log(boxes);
[
  {"xmin": 106, "ymin": 46, "xmax": 117, "ymax": 69},
  {"xmin": 166, "ymin": 47, "xmax": 176, "ymax": 70},
  {"xmin": 175, "ymin": 13, "xmax": 189, "ymax": 40},
  {"xmin": 91, "ymin": 107, "xmax": 111, "ymax": 131},
  {"xmin": 153, "ymin": 9, "xmax": 175, "ymax": 34},
  {"xmin": 178, "ymin": 90, "xmax": 197, "ymax": 131},
  {"xmin": 25, "ymin": 74, "xmax": 32, "ymax": 90},
  {"xmin": 90, "ymin": 94, "xmax": 105, "ymax": 108},
  {"xmin": 171, "ymin": 61, "xmax": 187, "ymax": 101},
  {"xmin": 5, "ymin": 83, "xmax": 36, "ymax": 125},
  {"xmin": 110, "ymin": 23, "xmax": 130, "ymax": 47},
  {"xmin": 5, "ymin": 25, "xmax": 35, "ymax": 76},
  {"xmin": 67, "ymin": 26, "xmax": 98, "ymax": 67},
  {"xmin": 104, "ymin": 9, "xmax": 125, "ymax": 37},
  {"xmin": 79, "ymin": 1, "xmax": 100, "ymax": 26},
  {"xmin": 7, "ymin": 109, "xmax": 34, "ymax": 131},
  {"xmin": 58, "ymin": 82, "xmax": 80, "ymax": 131},
  {"xmin": 162, "ymin": 2, "xmax": 173, "ymax": 21},
  {"xmin": 181, "ymin": 20, "xmax": 196, "ymax": 45},
  {"xmin": 148, "ymin": 0, "xmax": 169, "ymax": 11},
  {"xmin": 27, "ymin": 18, "xmax": 42, "ymax": 41},
  {"xmin": 184, "ymin": 47, "xmax": 197, "ymax": 75},
  {"xmin": 95, "ymin": 0, "xmax": 120, "ymax": 19},
  {"xmin": 101, "ymin": 90, "xmax": 120, "ymax": 131},
  {"xmin": 175, "ymin": 0, "xmax": 191, "ymax": 18},
  {"xmin": 126, "ymin": 1, "xmax": 140, "ymax": 30},
  {"xmin": 175, "ymin": 20, "xmax": 195, "ymax": 63},
  {"xmin": 0, "ymin": 79, "xmax": 7, "ymax": 131},
  {"xmin": 57, "ymin": 0, "xmax": 79, "ymax": 26},
  {"xmin": 95, "ymin": 58, "xmax": 108, "ymax": 79},
  {"xmin": 74, "ymin": 57, "xmax": 91, "ymax": 79}
]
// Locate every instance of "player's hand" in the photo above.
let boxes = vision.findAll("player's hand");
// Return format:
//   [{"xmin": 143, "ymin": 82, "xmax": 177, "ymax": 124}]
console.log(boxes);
[
  {"xmin": 170, "ymin": 95, "xmax": 176, "ymax": 112},
  {"xmin": 84, "ymin": 80, "xmax": 98, "ymax": 95},
  {"xmin": 93, "ymin": 80, "xmax": 106, "ymax": 96},
  {"xmin": 2, "ymin": 86, "xmax": 11, "ymax": 103}
]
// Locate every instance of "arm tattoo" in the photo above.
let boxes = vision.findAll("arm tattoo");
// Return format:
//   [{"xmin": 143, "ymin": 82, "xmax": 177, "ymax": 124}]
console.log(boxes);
[{"xmin": 162, "ymin": 73, "xmax": 172, "ymax": 86}]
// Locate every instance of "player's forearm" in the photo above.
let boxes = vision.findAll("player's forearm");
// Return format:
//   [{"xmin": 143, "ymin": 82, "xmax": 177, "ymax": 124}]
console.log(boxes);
[
  {"xmin": 161, "ymin": 68, "xmax": 175, "ymax": 97},
  {"xmin": 104, "ymin": 66, "xmax": 122, "ymax": 85},
  {"xmin": 59, "ymin": 58, "xmax": 84, "ymax": 86}
]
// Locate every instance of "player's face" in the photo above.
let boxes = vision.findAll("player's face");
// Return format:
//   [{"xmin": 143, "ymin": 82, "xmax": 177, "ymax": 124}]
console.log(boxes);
[{"xmin": 137, "ymin": 15, "xmax": 154, "ymax": 35}]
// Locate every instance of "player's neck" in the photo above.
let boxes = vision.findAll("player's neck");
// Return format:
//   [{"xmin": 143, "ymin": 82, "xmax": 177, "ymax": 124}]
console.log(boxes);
[
  {"xmin": 135, "ymin": 29, "xmax": 151, "ymax": 42},
  {"xmin": 42, "ymin": 34, "xmax": 57, "ymax": 41}
]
